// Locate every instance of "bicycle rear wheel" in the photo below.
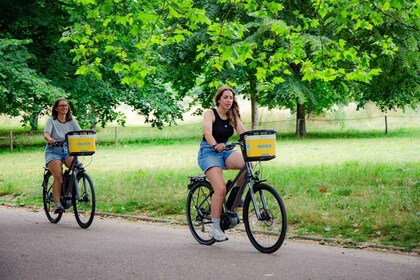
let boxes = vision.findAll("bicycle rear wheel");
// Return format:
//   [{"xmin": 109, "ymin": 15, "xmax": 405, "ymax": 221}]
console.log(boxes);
[
  {"xmin": 243, "ymin": 183, "xmax": 287, "ymax": 254},
  {"xmin": 73, "ymin": 172, "xmax": 95, "ymax": 228},
  {"xmin": 186, "ymin": 180, "xmax": 216, "ymax": 245},
  {"xmin": 42, "ymin": 171, "xmax": 63, "ymax": 223}
]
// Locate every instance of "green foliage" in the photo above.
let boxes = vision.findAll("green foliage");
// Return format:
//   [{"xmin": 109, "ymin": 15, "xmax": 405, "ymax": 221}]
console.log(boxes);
[
  {"xmin": 0, "ymin": 39, "xmax": 65, "ymax": 129},
  {"xmin": 352, "ymin": 1, "xmax": 420, "ymax": 111},
  {"xmin": 63, "ymin": 0, "xmax": 419, "ymax": 130},
  {"xmin": 61, "ymin": 0, "xmax": 188, "ymax": 127},
  {"xmin": 0, "ymin": 0, "xmax": 130, "ymax": 129},
  {"xmin": 1, "ymin": 0, "xmax": 418, "ymax": 131}
]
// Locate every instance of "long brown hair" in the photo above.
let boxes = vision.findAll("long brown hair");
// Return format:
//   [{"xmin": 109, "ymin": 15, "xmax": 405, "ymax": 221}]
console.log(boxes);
[
  {"xmin": 214, "ymin": 86, "xmax": 241, "ymax": 128},
  {"xmin": 51, "ymin": 98, "xmax": 73, "ymax": 121}
]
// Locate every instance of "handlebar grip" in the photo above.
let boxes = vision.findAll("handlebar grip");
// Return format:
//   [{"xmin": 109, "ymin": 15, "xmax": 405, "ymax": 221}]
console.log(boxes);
[
  {"xmin": 48, "ymin": 141, "xmax": 64, "ymax": 147},
  {"xmin": 224, "ymin": 143, "xmax": 237, "ymax": 151}
]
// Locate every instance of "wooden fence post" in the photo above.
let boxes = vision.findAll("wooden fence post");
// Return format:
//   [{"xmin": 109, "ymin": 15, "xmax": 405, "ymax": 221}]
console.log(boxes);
[
  {"xmin": 9, "ymin": 130, "xmax": 13, "ymax": 150},
  {"xmin": 115, "ymin": 126, "xmax": 118, "ymax": 146}
]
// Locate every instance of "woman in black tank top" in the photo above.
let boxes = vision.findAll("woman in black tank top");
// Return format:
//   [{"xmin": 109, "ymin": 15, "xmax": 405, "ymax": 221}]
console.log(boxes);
[
  {"xmin": 202, "ymin": 108, "xmax": 233, "ymax": 143},
  {"xmin": 197, "ymin": 86, "xmax": 247, "ymax": 241}
]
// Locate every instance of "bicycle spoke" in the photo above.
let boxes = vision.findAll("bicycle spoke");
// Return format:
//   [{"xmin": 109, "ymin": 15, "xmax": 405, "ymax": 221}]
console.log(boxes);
[
  {"xmin": 243, "ymin": 183, "xmax": 287, "ymax": 254},
  {"xmin": 73, "ymin": 172, "xmax": 95, "ymax": 228},
  {"xmin": 42, "ymin": 171, "xmax": 62, "ymax": 223},
  {"xmin": 186, "ymin": 181, "xmax": 216, "ymax": 245}
]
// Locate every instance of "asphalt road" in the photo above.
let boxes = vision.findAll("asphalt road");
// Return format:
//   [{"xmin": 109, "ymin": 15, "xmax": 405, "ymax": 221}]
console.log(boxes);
[{"xmin": 0, "ymin": 206, "xmax": 419, "ymax": 280}]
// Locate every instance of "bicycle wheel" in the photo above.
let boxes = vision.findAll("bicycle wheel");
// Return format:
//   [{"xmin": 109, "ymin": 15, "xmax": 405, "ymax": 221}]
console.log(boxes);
[
  {"xmin": 243, "ymin": 183, "xmax": 287, "ymax": 254},
  {"xmin": 186, "ymin": 180, "xmax": 216, "ymax": 245},
  {"xmin": 72, "ymin": 172, "xmax": 95, "ymax": 228},
  {"xmin": 42, "ymin": 171, "xmax": 63, "ymax": 223}
]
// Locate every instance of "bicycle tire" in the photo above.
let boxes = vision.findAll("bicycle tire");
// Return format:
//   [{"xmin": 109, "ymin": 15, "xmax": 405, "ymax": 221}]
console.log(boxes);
[
  {"xmin": 73, "ymin": 172, "xmax": 95, "ymax": 229},
  {"xmin": 186, "ymin": 180, "xmax": 216, "ymax": 245},
  {"xmin": 243, "ymin": 183, "xmax": 287, "ymax": 254},
  {"xmin": 42, "ymin": 171, "xmax": 63, "ymax": 223}
]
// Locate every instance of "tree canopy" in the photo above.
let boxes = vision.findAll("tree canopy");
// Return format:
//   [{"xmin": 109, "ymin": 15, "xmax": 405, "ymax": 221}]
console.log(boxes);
[
  {"xmin": 0, "ymin": 0, "xmax": 126, "ymax": 129},
  {"xmin": 1, "ymin": 0, "xmax": 419, "ymax": 133}
]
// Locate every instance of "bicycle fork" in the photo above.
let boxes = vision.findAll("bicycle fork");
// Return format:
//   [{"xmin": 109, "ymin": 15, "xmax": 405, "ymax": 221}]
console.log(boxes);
[
  {"xmin": 247, "ymin": 180, "xmax": 270, "ymax": 221},
  {"xmin": 71, "ymin": 163, "xmax": 90, "ymax": 203},
  {"xmin": 71, "ymin": 172, "xmax": 89, "ymax": 203}
]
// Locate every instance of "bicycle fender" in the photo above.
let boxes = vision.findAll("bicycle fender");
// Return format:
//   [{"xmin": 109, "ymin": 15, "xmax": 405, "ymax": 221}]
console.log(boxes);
[{"xmin": 188, "ymin": 175, "xmax": 207, "ymax": 189}]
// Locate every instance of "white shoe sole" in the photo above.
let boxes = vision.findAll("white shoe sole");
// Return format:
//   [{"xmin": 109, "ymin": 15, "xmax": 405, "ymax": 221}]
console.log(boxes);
[{"xmin": 209, "ymin": 232, "xmax": 228, "ymax": 242}]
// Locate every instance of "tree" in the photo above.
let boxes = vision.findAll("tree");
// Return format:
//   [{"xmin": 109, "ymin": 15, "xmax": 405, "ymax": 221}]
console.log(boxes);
[
  {"xmin": 1, "ymin": 0, "xmax": 129, "ymax": 129},
  {"xmin": 352, "ymin": 0, "xmax": 420, "ymax": 111},
  {"xmin": 62, "ymin": 0, "xmax": 419, "ymax": 135},
  {"xmin": 263, "ymin": 0, "xmax": 419, "ymax": 136},
  {"xmin": 189, "ymin": 0, "xmax": 413, "ymax": 136},
  {"xmin": 60, "ymin": 0, "xmax": 195, "ymax": 127},
  {"xmin": 0, "ymin": 39, "xmax": 65, "ymax": 130}
]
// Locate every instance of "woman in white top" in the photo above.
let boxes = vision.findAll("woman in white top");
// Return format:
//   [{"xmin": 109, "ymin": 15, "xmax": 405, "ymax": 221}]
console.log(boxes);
[{"xmin": 43, "ymin": 98, "xmax": 81, "ymax": 213}]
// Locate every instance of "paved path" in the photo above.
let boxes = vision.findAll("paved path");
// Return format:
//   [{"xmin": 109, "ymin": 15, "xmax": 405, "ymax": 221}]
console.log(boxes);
[{"xmin": 0, "ymin": 206, "xmax": 419, "ymax": 280}]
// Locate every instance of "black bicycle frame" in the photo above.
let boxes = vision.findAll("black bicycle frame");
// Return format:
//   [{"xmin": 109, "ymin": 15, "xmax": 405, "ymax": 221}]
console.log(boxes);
[
  {"xmin": 67, "ymin": 156, "xmax": 85, "ymax": 202},
  {"xmin": 224, "ymin": 160, "xmax": 269, "ymax": 223},
  {"xmin": 224, "ymin": 161, "xmax": 257, "ymax": 209}
]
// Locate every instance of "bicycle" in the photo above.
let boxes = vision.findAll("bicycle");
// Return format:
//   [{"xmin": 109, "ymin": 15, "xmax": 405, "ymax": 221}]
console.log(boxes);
[
  {"xmin": 186, "ymin": 129, "xmax": 287, "ymax": 254},
  {"xmin": 41, "ymin": 130, "xmax": 96, "ymax": 229}
]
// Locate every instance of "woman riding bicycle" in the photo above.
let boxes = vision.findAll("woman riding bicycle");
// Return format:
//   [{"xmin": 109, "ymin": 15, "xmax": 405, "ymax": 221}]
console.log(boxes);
[
  {"xmin": 43, "ymin": 98, "xmax": 81, "ymax": 214},
  {"xmin": 197, "ymin": 86, "xmax": 247, "ymax": 241}
]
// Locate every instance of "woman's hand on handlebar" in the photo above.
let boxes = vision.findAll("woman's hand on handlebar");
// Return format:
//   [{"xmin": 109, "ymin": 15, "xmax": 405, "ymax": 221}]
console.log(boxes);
[
  {"xmin": 224, "ymin": 143, "xmax": 237, "ymax": 151},
  {"xmin": 47, "ymin": 139, "xmax": 65, "ymax": 146},
  {"xmin": 213, "ymin": 143, "xmax": 225, "ymax": 153},
  {"xmin": 47, "ymin": 138, "xmax": 56, "ymax": 145},
  {"xmin": 213, "ymin": 142, "xmax": 237, "ymax": 152}
]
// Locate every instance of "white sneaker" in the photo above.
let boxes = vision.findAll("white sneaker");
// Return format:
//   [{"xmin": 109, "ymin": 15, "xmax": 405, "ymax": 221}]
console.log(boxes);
[
  {"xmin": 209, "ymin": 227, "xmax": 228, "ymax": 242},
  {"xmin": 53, "ymin": 203, "xmax": 64, "ymax": 214}
]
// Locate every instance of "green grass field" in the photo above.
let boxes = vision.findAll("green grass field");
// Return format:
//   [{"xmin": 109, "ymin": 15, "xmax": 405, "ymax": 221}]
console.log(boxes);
[
  {"xmin": 0, "ymin": 127, "xmax": 419, "ymax": 249},
  {"xmin": 1, "ymin": 103, "xmax": 419, "ymax": 249}
]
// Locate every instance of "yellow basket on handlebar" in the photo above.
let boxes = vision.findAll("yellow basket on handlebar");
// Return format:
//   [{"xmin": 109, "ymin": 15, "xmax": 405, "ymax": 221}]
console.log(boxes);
[
  {"xmin": 240, "ymin": 129, "xmax": 276, "ymax": 161},
  {"xmin": 66, "ymin": 130, "xmax": 96, "ymax": 156}
]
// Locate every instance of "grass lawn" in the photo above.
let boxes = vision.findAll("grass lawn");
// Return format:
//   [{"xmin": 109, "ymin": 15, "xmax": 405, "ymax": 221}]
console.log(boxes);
[{"xmin": 0, "ymin": 129, "xmax": 419, "ymax": 249}]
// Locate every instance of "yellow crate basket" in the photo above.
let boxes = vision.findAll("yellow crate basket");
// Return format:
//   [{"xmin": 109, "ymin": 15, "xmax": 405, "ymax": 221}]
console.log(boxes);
[
  {"xmin": 66, "ymin": 130, "xmax": 96, "ymax": 156},
  {"xmin": 240, "ymin": 129, "xmax": 276, "ymax": 162}
]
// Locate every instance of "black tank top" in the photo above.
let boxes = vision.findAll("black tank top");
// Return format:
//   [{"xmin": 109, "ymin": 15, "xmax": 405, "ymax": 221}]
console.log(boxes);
[{"xmin": 203, "ymin": 108, "xmax": 234, "ymax": 143}]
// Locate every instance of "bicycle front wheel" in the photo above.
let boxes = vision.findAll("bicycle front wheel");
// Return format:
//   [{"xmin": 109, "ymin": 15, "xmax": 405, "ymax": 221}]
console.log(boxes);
[
  {"xmin": 72, "ymin": 172, "xmax": 95, "ymax": 228},
  {"xmin": 42, "ymin": 171, "xmax": 63, "ymax": 223},
  {"xmin": 186, "ymin": 180, "xmax": 216, "ymax": 245},
  {"xmin": 243, "ymin": 183, "xmax": 287, "ymax": 254}
]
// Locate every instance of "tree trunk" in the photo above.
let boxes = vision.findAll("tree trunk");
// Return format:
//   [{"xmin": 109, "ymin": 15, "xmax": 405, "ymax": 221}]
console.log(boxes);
[
  {"xmin": 296, "ymin": 102, "xmax": 306, "ymax": 138},
  {"xmin": 249, "ymin": 70, "xmax": 258, "ymax": 129},
  {"xmin": 250, "ymin": 94, "xmax": 258, "ymax": 129},
  {"xmin": 30, "ymin": 113, "xmax": 39, "ymax": 131}
]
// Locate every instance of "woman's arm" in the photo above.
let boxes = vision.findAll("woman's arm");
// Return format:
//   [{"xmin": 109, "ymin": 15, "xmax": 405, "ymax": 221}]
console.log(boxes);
[
  {"xmin": 44, "ymin": 131, "xmax": 55, "ymax": 145},
  {"xmin": 72, "ymin": 118, "xmax": 82, "ymax": 131},
  {"xmin": 43, "ymin": 118, "xmax": 55, "ymax": 145},
  {"xmin": 202, "ymin": 109, "xmax": 217, "ymax": 147},
  {"xmin": 235, "ymin": 117, "xmax": 247, "ymax": 135}
]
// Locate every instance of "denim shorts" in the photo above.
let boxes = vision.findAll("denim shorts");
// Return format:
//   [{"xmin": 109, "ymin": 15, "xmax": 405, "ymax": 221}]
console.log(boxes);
[
  {"xmin": 45, "ymin": 145, "xmax": 70, "ymax": 166},
  {"xmin": 197, "ymin": 141, "xmax": 236, "ymax": 173}
]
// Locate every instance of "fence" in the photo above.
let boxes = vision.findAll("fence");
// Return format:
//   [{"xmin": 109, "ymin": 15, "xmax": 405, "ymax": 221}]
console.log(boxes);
[
  {"xmin": 0, "ymin": 131, "xmax": 14, "ymax": 150},
  {"xmin": 0, "ymin": 115, "xmax": 418, "ymax": 150},
  {"xmin": 253, "ymin": 115, "xmax": 417, "ymax": 134}
]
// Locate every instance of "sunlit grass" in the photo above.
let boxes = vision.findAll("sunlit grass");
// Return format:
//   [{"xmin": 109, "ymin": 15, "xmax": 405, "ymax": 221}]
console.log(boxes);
[
  {"xmin": 0, "ymin": 131, "xmax": 419, "ymax": 248},
  {"xmin": 1, "ymin": 103, "xmax": 419, "ymax": 248},
  {"xmin": 275, "ymin": 162, "xmax": 419, "ymax": 248}
]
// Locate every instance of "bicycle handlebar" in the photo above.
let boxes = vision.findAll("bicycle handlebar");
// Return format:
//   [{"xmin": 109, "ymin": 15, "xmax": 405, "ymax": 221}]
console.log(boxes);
[
  {"xmin": 224, "ymin": 142, "xmax": 240, "ymax": 151},
  {"xmin": 48, "ymin": 141, "xmax": 65, "ymax": 147}
]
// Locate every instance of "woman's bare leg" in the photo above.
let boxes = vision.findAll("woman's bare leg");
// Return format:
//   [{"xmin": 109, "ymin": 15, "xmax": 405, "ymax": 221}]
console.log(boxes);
[{"xmin": 47, "ymin": 160, "xmax": 63, "ymax": 204}]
